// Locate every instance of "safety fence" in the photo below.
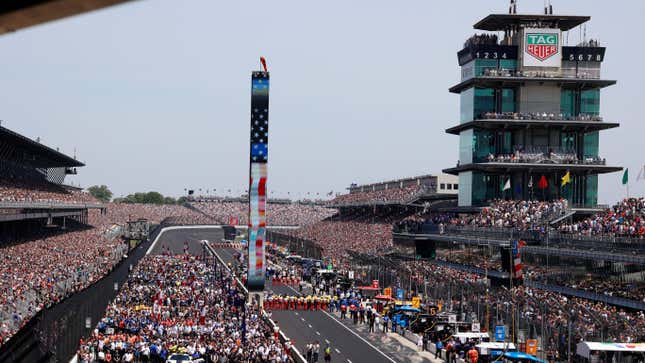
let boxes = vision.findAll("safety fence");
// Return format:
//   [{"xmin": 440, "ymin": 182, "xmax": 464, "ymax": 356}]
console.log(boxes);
[
  {"xmin": 0, "ymin": 236, "xmax": 147, "ymax": 363},
  {"xmin": 345, "ymin": 252, "xmax": 638, "ymax": 362},
  {"xmin": 266, "ymin": 230, "xmax": 323, "ymax": 260}
]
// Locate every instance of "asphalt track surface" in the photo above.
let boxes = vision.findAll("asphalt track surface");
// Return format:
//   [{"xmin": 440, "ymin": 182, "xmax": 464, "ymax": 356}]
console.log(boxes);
[
  {"xmin": 152, "ymin": 227, "xmax": 432, "ymax": 363},
  {"xmin": 150, "ymin": 228, "xmax": 224, "ymax": 255}
]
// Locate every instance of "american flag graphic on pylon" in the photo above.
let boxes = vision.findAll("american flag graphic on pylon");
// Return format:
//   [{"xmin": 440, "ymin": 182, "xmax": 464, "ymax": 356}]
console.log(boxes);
[{"xmin": 512, "ymin": 240, "xmax": 526, "ymax": 279}]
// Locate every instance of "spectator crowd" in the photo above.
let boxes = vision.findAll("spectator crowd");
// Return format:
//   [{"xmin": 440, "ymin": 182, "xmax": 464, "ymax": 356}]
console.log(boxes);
[
  {"xmin": 0, "ymin": 202, "xmax": 218, "ymax": 348},
  {"xmin": 192, "ymin": 201, "xmax": 336, "ymax": 226},
  {"xmin": 448, "ymin": 199, "xmax": 568, "ymax": 230},
  {"xmin": 328, "ymin": 185, "xmax": 427, "ymax": 206},
  {"xmin": 289, "ymin": 220, "xmax": 393, "ymax": 263},
  {"xmin": 558, "ymin": 197, "xmax": 645, "ymax": 237},
  {"xmin": 76, "ymin": 254, "xmax": 291, "ymax": 362},
  {"xmin": 398, "ymin": 261, "xmax": 645, "ymax": 350},
  {"xmin": 0, "ymin": 177, "xmax": 98, "ymax": 204}
]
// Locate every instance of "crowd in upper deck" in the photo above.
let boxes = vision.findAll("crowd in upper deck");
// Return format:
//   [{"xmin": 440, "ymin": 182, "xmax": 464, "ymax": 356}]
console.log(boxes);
[
  {"xmin": 0, "ymin": 177, "xmax": 97, "ymax": 204},
  {"xmin": 328, "ymin": 185, "xmax": 426, "ymax": 206}
]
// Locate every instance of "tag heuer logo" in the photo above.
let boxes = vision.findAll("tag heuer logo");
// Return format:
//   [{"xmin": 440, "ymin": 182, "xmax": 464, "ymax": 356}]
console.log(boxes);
[{"xmin": 526, "ymin": 33, "xmax": 559, "ymax": 61}]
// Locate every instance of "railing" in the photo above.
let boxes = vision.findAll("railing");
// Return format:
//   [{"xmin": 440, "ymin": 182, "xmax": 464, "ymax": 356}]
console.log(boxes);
[
  {"xmin": 0, "ymin": 201, "xmax": 105, "ymax": 209},
  {"xmin": 476, "ymin": 148, "xmax": 606, "ymax": 166},
  {"xmin": 524, "ymin": 281, "xmax": 645, "ymax": 311},
  {"xmin": 481, "ymin": 68, "xmax": 600, "ymax": 80},
  {"xmin": 266, "ymin": 230, "xmax": 324, "ymax": 260},
  {"xmin": 479, "ymin": 112, "xmax": 603, "ymax": 122},
  {"xmin": 549, "ymin": 230, "xmax": 645, "ymax": 244}
]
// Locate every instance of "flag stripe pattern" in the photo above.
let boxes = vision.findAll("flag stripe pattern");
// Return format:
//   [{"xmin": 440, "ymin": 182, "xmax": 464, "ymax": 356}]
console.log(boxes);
[
  {"xmin": 512, "ymin": 240, "xmax": 525, "ymax": 279},
  {"xmin": 248, "ymin": 71, "xmax": 269, "ymax": 291}
]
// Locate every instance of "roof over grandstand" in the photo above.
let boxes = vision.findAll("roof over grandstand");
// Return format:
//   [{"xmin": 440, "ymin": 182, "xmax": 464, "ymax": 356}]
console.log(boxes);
[
  {"xmin": 348, "ymin": 174, "xmax": 437, "ymax": 193},
  {"xmin": 0, "ymin": 125, "xmax": 84, "ymax": 167},
  {"xmin": 0, "ymin": 0, "xmax": 135, "ymax": 36},
  {"xmin": 473, "ymin": 14, "xmax": 590, "ymax": 31}
]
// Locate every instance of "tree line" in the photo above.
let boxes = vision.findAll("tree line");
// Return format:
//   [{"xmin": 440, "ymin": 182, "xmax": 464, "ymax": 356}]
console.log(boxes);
[{"xmin": 87, "ymin": 185, "xmax": 187, "ymax": 205}]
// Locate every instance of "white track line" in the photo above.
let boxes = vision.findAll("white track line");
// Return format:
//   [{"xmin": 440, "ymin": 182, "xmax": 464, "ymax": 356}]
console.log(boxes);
[
  {"xmin": 146, "ymin": 225, "xmax": 223, "ymax": 255},
  {"xmin": 320, "ymin": 309, "xmax": 398, "ymax": 363},
  {"xmin": 276, "ymin": 283, "xmax": 398, "ymax": 363}
]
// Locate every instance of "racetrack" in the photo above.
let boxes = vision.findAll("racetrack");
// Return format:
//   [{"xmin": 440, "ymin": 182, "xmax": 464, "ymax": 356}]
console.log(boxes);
[{"xmin": 152, "ymin": 227, "xmax": 434, "ymax": 363}]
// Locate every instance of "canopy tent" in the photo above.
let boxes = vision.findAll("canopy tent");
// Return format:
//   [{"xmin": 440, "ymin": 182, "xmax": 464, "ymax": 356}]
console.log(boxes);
[
  {"xmin": 476, "ymin": 342, "xmax": 516, "ymax": 355},
  {"xmin": 453, "ymin": 332, "xmax": 490, "ymax": 341},
  {"xmin": 576, "ymin": 342, "xmax": 645, "ymax": 359}
]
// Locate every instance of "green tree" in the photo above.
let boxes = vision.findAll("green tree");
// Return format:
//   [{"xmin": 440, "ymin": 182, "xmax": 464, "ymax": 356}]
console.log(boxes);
[
  {"xmin": 115, "ymin": 191, "xmax": 179, "ymax": 204},
  {"xmin": 87, "ymin": 185, "xmax": 112, "ymax": 203},
  {"xmin": 144, "ymin": 191, "xmax": 165, "ymax": 204}
]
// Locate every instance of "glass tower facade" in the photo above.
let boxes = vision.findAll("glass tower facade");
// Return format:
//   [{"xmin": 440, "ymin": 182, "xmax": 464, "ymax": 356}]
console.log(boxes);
[{"xmin": 447, "ymin": 16, "xmax": 619, "ymax": 207}]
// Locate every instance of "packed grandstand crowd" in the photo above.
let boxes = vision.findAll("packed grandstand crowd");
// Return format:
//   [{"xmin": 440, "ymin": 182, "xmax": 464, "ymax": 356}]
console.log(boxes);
[
  {"xmin": 557, "ymin": 197, "xmax": 645, "ymax": 237},
  {"xmin": 288, "ymin": 220, "xmax": 394, "ymax": 262},
  {"xmin": 0, "ymin": 177, "xmax": 98, "ymax": 204},
  {"xmin": 76, "ymin": 255, "xmax": 291, "ymax": 363},
  {"xmin": 401, "ymin": 261, "xmax": 645, "ymax": 345},
  {"xmin": 0, "ymin": 200, "xmax": 221, "ymax": 347},
  {"xmin": 328, "ymin": 184, "xmax": 427, "ymax": 205},
  {"xmin": 0, "ymin": 170, "xmax": 644, "ymax": 358},
  {"xmin": 191, "ymin": 201, "xmax": 336, "ymax": 226},
  {"xmin": 447, "ymin": 199, "xmax": 569, "ymax": 230}
]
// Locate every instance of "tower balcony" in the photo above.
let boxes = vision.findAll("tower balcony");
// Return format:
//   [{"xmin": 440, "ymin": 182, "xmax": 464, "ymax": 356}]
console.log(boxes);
[
  {"xmin": 446, "ymin": 112, "xmax": 619, "ymax": 135},
  {"xmin": 449, "ymin": 69, "xmax": 616, "ymax": 94}
]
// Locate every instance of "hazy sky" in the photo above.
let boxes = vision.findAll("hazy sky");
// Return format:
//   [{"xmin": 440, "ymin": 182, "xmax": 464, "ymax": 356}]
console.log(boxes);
[{"xmin": 0, "ymin": 0, "xmax": 643, "ymax": 202}]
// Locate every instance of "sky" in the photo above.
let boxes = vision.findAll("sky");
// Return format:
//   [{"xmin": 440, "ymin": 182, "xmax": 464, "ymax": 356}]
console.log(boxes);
[{"xmin": 0, "ymin": 0, "xmax": 643, "ymax": 202}]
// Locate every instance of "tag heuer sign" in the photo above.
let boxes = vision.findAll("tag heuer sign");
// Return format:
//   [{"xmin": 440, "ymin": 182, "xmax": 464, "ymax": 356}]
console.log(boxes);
[
  {"xmin": 523, "ymin": 28, "xmax": 561, "ymax": 68},
  {"xmin": 526, "ymin": 33, "xmax": 558, "ymax": 60}
]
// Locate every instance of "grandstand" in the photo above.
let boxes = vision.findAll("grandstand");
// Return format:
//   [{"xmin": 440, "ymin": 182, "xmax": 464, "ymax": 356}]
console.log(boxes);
[
  {"xmin": 328, "ymin": 174, "xmax": 457, "ymax": 208},
  {"xmin": 190, "ymin": 199, "xmax": 337, "ymax": 226},
  {"xmin": 0, "ymin": 126, "xmax": 227, "ymax": 351},
  {"xmin": 0, "ymin": 125, "xmax": 104, "ymax": 228}
]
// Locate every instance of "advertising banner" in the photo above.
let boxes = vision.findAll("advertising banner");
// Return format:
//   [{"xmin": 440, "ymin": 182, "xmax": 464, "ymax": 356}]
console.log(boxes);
[{"xmin": 523, "ymin": 28, "xmax": 561, "ymax": 68}]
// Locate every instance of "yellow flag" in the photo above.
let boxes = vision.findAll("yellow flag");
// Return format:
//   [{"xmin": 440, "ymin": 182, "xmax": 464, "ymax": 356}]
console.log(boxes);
[{"xmin": 561, "ymin": 171, "xmax": 571, "ymax": 186}]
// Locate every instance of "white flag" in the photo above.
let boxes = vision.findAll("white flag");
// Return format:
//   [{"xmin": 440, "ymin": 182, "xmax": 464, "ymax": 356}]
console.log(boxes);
[
  {"xmin": 503, "ymin": 178, "xmax": 511, "ymax": 191},
  {"xmin": 637, "ymin": 165, "xmax": 645, "ymax": 181}
]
